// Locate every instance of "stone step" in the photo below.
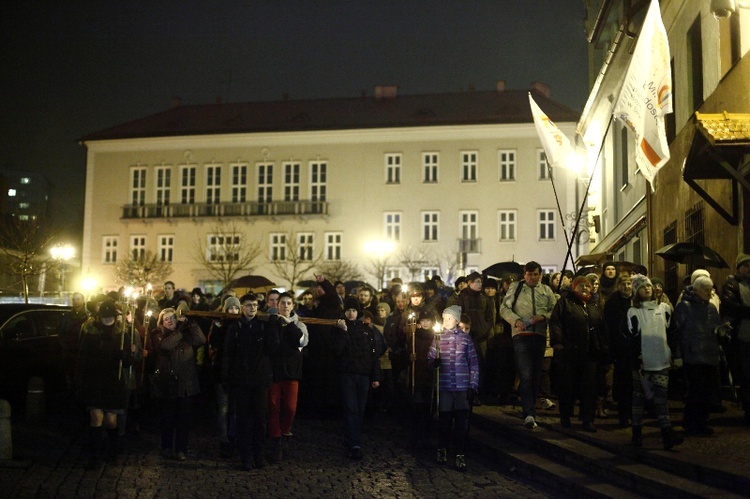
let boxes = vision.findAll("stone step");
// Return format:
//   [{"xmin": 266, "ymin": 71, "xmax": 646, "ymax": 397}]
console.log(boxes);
[{"xmin": 469, "ymin": 407, "xmax": 747, "ymax": 498}]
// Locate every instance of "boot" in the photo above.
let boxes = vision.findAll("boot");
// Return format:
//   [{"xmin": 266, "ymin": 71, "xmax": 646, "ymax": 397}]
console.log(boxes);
[
  {"xmin": 281, "ymin": 434, "xmax": 291, "ymax": 458},
  {"xmin": 661, "ymin": 426, "xmax": 683, "ymax": 450},
  {"xmin": 269, "ymin": 438, "xmax": 283, "ymax": 463},
  {"xmin": 105, "ymin": 428, "xmax": 120, "ymax": 461},
  {"xmin": 631, "ymin": 425, "xmax": 642, "ymax": 447},
  {"xmin": 87, "ymin": 426, "xmax": 104, "ymax": 466}
]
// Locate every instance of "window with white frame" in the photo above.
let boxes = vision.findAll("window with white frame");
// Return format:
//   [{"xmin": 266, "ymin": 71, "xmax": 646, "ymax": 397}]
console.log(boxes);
[
  {"xmin": 310, "ymin": 161, "xmax": 327, "ymax": 201},
  {"xmin": 384, "ymin": 267, "xmax": 401, "ymax": 284},
  {"xmin": 205, "ymin": 164, "xmax": 221, "ymax": 204},
  {"xmin": 538, "ymin": 210, "xmax": 556, "ymax": 240},
  {"xmin": 498, "ymin": 149, "xmax": 516, "ymax": 181},
  {"xmin": 422, "ymin": 211, "xmax": 439, "ymax": 241},
  {"xmin": 231, "ymin": 163, "xmax": 247, "ymax": 203},
  {"xmin": 384, "ymin": 212, "xmax": 401, "ymax": 242},
  {"xmin": 270, "ymin": 233, "xmax": 287, "ymax": 261},
  {"xmin": 537, "ymin": 149, "xmax": 552, "ymax": 180},
  {"xmin": 207, "ymin": 233, "xmax": 240, "ymax": 262},
  {"xmin": 385, "ymin": 153, "xmax": 401, "ymax": 184},
  {"xmin": 461, "ymin": 151, "xmax": 477, "ymax": 182},
  {"xmin": 155, "ymin": 166, "xmax": 171, "ymax": 206},
  {"xmin": 130, "ymin": 167, "xmax": 147, "ymax": 206},
  {"xmin": 297, "ymin": 232, "xmax": 314, "ymax": 261},
  {"xmin": 283, "ymin": 162, "xmax": 300, "ymax": 202},
  {"xmin": 158, "ymin": 235, "xmax": 174, "ymax": 262},
  {"xmin": 180, "ymin": 165, "xmax": 196, "ymax": 204},
  {"xmin": 102, "ymin": 236, "xmax": 118, "ymax": 264},
  {"xmin": 423, "ymin": 152, "xmax": 438, "ymax": 183},
  {"xmin": 257, "ymin": 163, "xmax": 273, "ymax": 203},
  {"xmin": 460, "ymin": 211, "xmax": 478, "ymax": 241},
  {"xmin": 498, "ymin": 210, "xmax": 516, "ymax": 241},
  {"xmin": 130, "ymin": 235, "xmax": 146, "ymax": 259},
  {"xmin": 541, "ymin": 265, "xmax": 557, "ymax": 274},
  {"xmin": 324, "ymin": 232, "xmax": 342, "ymax": 261}
]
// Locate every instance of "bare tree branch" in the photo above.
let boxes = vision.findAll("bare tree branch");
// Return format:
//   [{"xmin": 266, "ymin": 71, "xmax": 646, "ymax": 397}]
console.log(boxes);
[
  {"xmin": 193, "ymin": 221, "xmax": 261, "ymax": 288},
  {"xmin": 271, "ymin": 236, "xmax": 321, "ymax": 294},
  {"xmin": 363, "ymin": 254, "xmax": 393, "ymax": 290},
  {"xmin": 114, "ymin": 250, "xmax": 173, "ymax": 291},
  {"xmin": 316, "ymin": 260, "xmax": 362, "ymax": 284},
  {"xmin": 0, "ymin": 216, "xmax": 58, "ymax": 302},
  {"xmin": 398, "ymin": 245, "xmax": 432, "ymax": 282}
]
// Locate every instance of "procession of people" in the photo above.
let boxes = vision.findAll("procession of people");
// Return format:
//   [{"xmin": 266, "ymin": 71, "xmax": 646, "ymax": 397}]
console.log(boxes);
[{"xmin": 66, "ymin": 256, "xmax": 750, "ymax": 471}]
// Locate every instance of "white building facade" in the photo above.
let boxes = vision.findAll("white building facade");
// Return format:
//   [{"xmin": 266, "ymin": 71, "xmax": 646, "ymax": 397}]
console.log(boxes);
[{"xmin": 81, "ymin": 86, "xmax": 580, "ymax": 293}]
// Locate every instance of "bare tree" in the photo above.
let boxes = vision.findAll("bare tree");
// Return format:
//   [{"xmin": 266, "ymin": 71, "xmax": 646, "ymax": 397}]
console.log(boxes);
[
  {"xmin": 363, "ymin": 254, "xmax": 393, "ymax": 290},
  {"xmin": 316, "ymin": 260, "xmax": 362, "ymax": 284},
  {"xmin": 0, "ymin": 216, "xmax": 58, "ymax": 302},
  {"xmin": 271, "ymin": 236, "xmax": 321, "ymax": 294},
  {"xmin": 398, "ymin": 245, "xmax": 432, "ymax": 283},
  {"xmin": 434, "ymin": 248, "xmax": 462, "ymax": 285},
  {"xmin": 114, "ymin": 250, "xmax": 173, "ymax": 291},
  {"xmin": 193, "ymin": 221, "xmax": 262, "ymax": 288}
]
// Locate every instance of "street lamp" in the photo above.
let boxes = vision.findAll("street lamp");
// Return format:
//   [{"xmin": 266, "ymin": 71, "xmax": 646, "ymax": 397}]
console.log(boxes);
[{"xmin": 50, "ymin": 244, "xmax": 75, "ymax": 294}]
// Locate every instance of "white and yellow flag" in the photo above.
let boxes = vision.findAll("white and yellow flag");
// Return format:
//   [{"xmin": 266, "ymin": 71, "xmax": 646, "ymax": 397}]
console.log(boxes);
[
  {"xmin": 529, "ymin": 93, "xmax": 573, "ymax": 170},
  {"xmin": 613, "ymin": 0, "xmax": 672, "ymax": 187}
]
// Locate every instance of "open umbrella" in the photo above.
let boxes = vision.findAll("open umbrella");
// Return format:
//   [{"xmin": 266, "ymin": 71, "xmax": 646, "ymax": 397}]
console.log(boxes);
[
  {"xmin": 227, "ymin": 275, "xmax": 277, "ymax": 293},
  {"xmin": 655, "ymin": 242, "xmax": 729, "ymax": 269},
  {"xmin": 483, "ymin": 261, "xmax": 524, "ymax": 278}
]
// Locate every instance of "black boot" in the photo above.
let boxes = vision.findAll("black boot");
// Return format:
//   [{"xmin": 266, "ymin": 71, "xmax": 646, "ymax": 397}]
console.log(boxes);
[
  {"xmin": 631, "ymin": 425, "xmax": 642, "ymax": 447},
  {"xmin": 105, "ymin": 428, "xmax": 120, "ymax": 462},
  {"xmin": 87, "ymin": 426, "xmax": 104, "ymax": 466},
  {"xmin": 661, "ymin": 426, "xmax": 683, "ymax": 450}
]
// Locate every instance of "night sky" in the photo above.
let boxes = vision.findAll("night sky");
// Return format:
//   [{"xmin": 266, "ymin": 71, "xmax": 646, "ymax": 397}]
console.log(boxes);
[{"xmin": 1, "ymin": 1, "xmax": 590, "ymax": 243}]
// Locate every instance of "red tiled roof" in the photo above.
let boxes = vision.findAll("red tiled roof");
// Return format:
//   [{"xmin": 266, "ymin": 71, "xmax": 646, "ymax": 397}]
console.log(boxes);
[{"xmin": 80, "ymin": 88, "xmax": 579, "ymax": 141}]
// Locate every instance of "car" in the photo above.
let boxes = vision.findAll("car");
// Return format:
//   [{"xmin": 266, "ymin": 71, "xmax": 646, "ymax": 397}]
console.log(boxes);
[{"xmin": 0, "ymin": 303, "xmax": 72, "ymax": 401}]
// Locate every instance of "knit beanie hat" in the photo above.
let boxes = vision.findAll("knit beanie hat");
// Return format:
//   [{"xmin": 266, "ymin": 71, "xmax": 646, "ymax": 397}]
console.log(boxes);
[
  {"xmin": 631, "ymin": 274, "xmax": 652, "ymax": 296},
  {"xmin": 344, "ymin": 296, "xmax": 360, "ymax": 311},
  {"xmin": 650, "ymin": 276, "xmax": 665, "ymax": 288},
  {"xmin": 376, "ymin": 302, "xmax": 391, "ymax": 315},
  {"xmin": 693, "ymin": 275, "xmax": 714, "ymax": 292},
  {"xmin": 443, "ymin": 305, "xmax": 462, "ymax": 323},
  {"xmin": 736, "ymin": 253, "xmax": 750, "ymax": 269},
  {"xmin": 691, "ymin": 269, "xmax": 711, "ymax": 284},
  {"xmin": 223, "ymin": 296, "xmax": 241, "ymax": 312},
  {"xmin": 98, "ymin": 300, "xmax": 118, "ymax": 318}
]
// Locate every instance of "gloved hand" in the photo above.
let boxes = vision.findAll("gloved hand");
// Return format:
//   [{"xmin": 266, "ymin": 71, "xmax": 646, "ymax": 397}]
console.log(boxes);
[
  {"xmin": 467, "ymin": 388, "xmax": 477, "ymax": 404},
  {"xmin": 672, "ymin": 358, "xmax": 683, "ymax": 369},
  {"xmin": 431, "ymin": 357, "xmax": 442, "ymax": 370},
  {"xmin": 267, "ymin": 307, "xmax": 279, "ymax": 316}
]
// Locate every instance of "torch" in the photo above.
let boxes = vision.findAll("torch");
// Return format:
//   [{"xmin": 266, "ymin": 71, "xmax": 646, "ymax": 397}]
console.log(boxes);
[
  {"xmin": 433, "ymin": 321, "xmax": 442, "ymax": 412},
  {"xmin": 408, "ymin": 312, "xmax": 416, "ymax": 396}
]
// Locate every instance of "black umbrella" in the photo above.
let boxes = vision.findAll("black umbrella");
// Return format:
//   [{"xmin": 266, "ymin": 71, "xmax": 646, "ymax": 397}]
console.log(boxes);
[
  {"xmin": 483, "ymin": 261, "xmax": 524, "ymax": 278},
  {"xmin": 227, "ymin": 275, "xmax": 277, "ymax": 293},
  {"xmin": 655, "ymin": 242, "xmax": 729, "ymax": 269}
]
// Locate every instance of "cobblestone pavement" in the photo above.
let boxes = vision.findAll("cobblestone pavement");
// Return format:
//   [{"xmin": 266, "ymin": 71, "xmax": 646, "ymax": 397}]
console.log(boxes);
[{"xmin": 1, "ymin": 399, "xmax": 561, "ymax": 499}]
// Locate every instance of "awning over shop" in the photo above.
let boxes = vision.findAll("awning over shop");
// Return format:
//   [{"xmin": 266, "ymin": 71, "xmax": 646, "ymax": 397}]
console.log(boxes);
[{"xmin": 683, "ymin": 111, "xmax": 750, "ymax": 225}]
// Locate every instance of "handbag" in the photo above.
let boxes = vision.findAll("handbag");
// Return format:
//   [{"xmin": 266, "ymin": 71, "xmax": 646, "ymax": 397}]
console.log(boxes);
[{"xmin": 150, "ymin": 354, "xmax": 179, "ymax": 399}]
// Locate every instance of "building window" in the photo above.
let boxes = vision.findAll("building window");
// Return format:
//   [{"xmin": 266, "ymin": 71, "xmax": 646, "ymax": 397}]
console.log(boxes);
[
  {"xmin": 270, "ymin": 233, "xmax": 287, "ymax": 261},
  {"xmin": 283, "ymin": 162, "xmax": 300, "ymax": 202},
  {"xmin": 685, "ymin": 201, "xmax": 704, "ymax": 245},
  {"xmin": 325, "ymin": 232, "xmax": 342, "ymax": 261},
  {"xmin": 538, "ymin": 210, "xmax": 555, "ymax": 240},
  {"xmin": 422, "ymin": 211, "xmax": 439, "ymax": 241},
  {"xmin": 541, "ymin": 265, "xmax": 557, "ymax": 274},
  {"xmin": 158, "ymin": 235, "xmax": 174, "ymax": 262},
  {"xmin": 257, "ymin": 163, "xmax": 273, "ymax": 203},
  {"xmin": 180, "ymin": 165, "xmax": 196, "ymax": 204},
  {"xmin": 155, "ymin": 166, "xmax": 171, "ymax": 206},
  {"xmin": 498, "ymin": 210, "xmax": 516, "ymax": 241},
  {"xmin": 688, "ymin": 15, "xmax": 704, "ymax": 112},
  {"xmin": 102, "ymin": 236, "xmax": 118, "ymax": 264},
  {"xmin": 205, "ymin": 164, "xmax": 221, "ymax": 204},
  {"xmin": 385, "ymin": 153, "xmax": 401, "ymax": 184},
  {"xmin": 459, "ymin": 210, "xmax": 479, "ymax": 252},
  {"xmin": 498, "ymin": 149, "xmax": 516, "ymax": 181},
  {"xmin": 663, "ymin": 220, "xmax": 678, "ymax": 297},
  {"xmin": 130, "ymin": 167, "xmax": 147, "ymax": 206},
  {"xmin": 461, "ymin": 151, "xmax": 477, "ymax": 182},
  {"xmin": 537, "ymin": 149, "xmax": 552, "ymax": 180},
  {"xmin": 231, "ymin": 164, "xmax": 247, "ymax": 203},
  {"xmin": 20, "ymin": 177, "xmax": 30, "ymax": 185},
  {"xmin": 297, "ymin": 233, "xmax": 314, "ymax": 261},
  {"xmin": 207, "ymin": 233, "xmax": 240, "ymax": 262},
  {"xmin": 422, "ymin": 152, "xmax": 439, "ymax": 183},
  {"xmin": 130, "ymin": 235, "xmax": 146, "ymax": 259},
  {"xmin": 310, "ymin": 161, "xmax": 327, "ymax": 201},
  {"xmin": 384, "ymin": 212, "xmax": 401, "ymax": 242}
]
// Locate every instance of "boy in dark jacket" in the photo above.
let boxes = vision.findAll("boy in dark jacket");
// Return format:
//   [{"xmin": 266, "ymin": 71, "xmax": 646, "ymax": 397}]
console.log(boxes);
[{"xmin": 333, "ymin": 297, "xmax": 382, "ymax": 460}]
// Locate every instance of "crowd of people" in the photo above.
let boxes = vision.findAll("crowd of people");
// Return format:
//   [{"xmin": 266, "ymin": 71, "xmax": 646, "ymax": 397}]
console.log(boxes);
[{"xmin": 58, "ymin": 254, "xmax": 750, "ymax": 471}]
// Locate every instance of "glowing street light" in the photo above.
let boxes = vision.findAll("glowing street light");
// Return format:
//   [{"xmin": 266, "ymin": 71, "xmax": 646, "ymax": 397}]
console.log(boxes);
[{"xmin": 50, "ymin": 244, "xmax": 75, "ymax": 293}]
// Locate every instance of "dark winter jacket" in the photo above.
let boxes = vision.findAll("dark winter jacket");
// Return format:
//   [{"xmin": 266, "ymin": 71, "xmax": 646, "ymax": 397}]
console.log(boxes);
[
  {"xmin": 720, "ymin": 274, "xmax": 750, "ymax": 338},
  {"xmin": 602, "ymin": 292, "xmax": 632, "ymax": 360},
  {"xmin": 674, "ymin": 286, "xmax": 720, "ymax": 366},
  {"xmin": 77, "ymin": 319, "xmax": 139, "ymax": 409},
  {"xmin": 333, "ymin": 319, "xmax": 382, "ymax": 381},
  {"xmin": 223, "ymin": 315, "xmax": 280, "ymax": 388},
  {"xmin": 550, "ymin": 293, "xmax": 603, "ymax": 357},
  {"xmin": 448, "ymin": 287, "xmax": 493, "ymax": 343},
  {"xmin": 271, "ymin": 314, "xmax": 307, "ymax": 381},
  {"xmin": 149, "ymin": 320, "xmax": 206, "ymax": 398}
]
